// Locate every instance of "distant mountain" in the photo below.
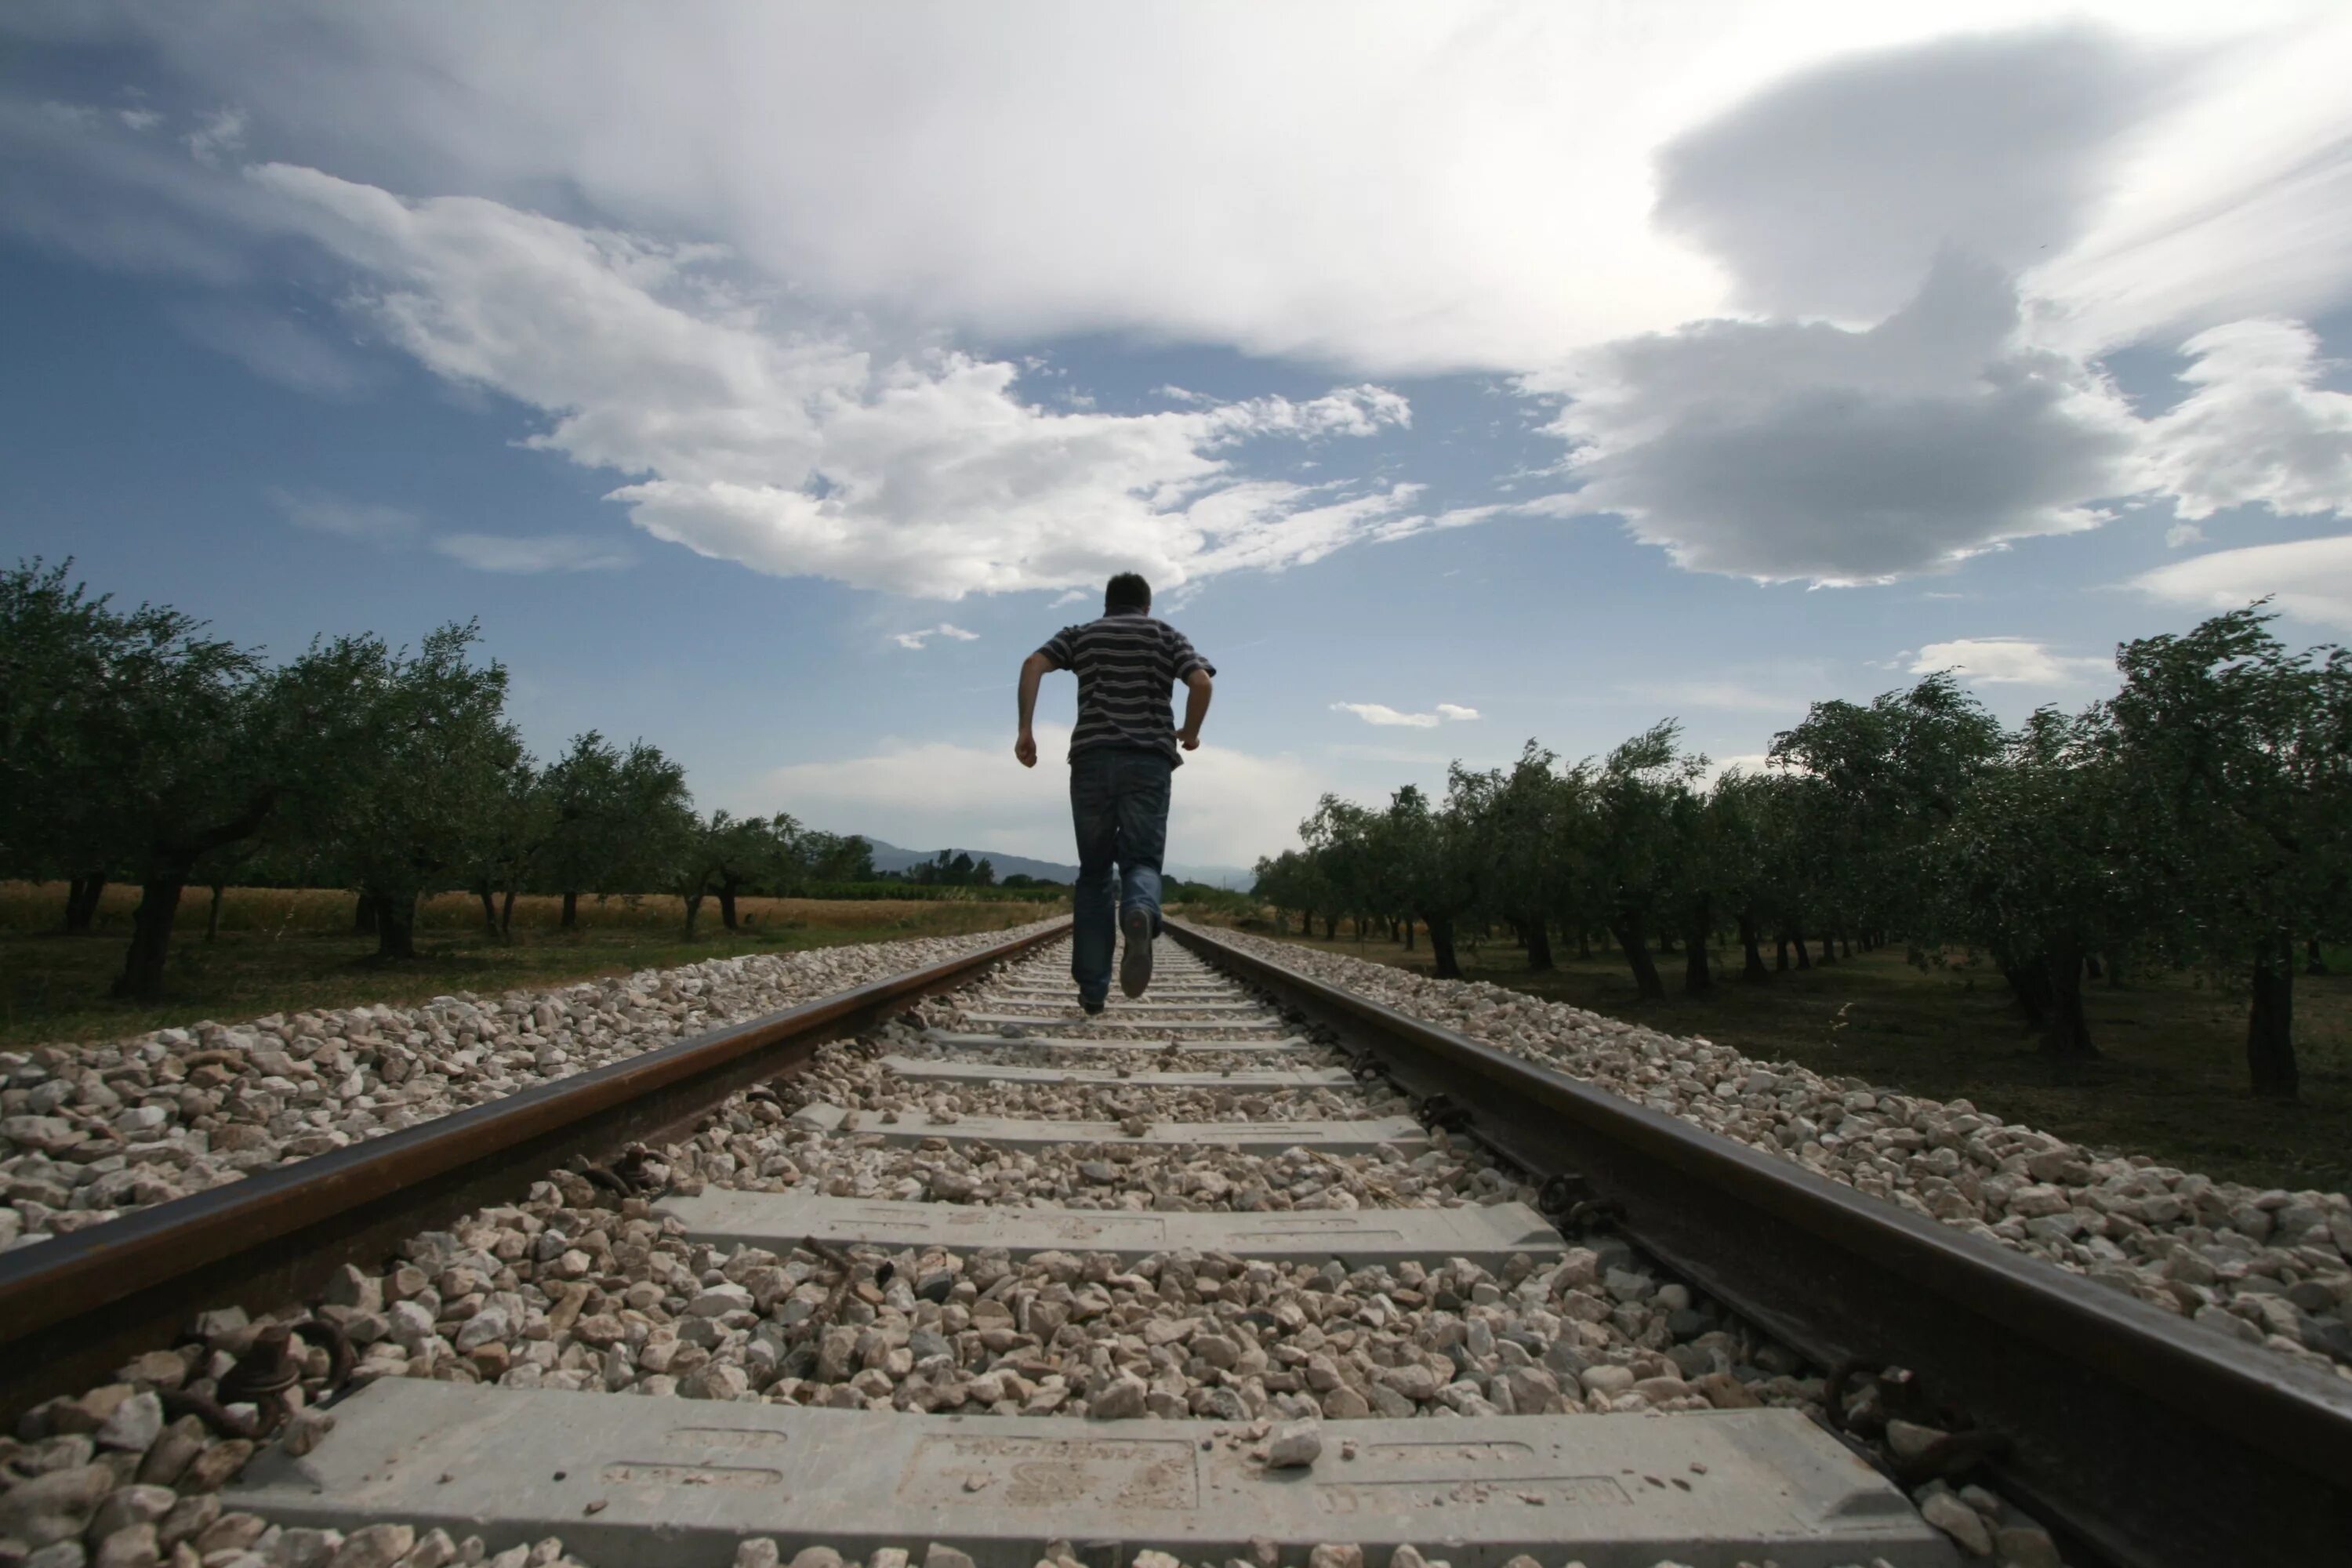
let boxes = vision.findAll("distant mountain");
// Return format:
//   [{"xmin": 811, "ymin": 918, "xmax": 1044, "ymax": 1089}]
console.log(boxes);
[
  {"xmin": 855, "ymin": 837, "xmax": 1254, "ymax": 891},
  {"xmin": 860, "ymin": 837, "xmax": 1079, "ymax": 884}
]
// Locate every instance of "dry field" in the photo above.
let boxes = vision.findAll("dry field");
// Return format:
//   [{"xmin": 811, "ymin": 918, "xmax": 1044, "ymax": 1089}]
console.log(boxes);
[{"xmin": 0, "ymin": 880, "xmax": 1062, "ymax": 1051}]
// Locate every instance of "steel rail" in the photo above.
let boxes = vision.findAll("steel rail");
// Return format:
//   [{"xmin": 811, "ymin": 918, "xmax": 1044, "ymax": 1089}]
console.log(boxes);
[
  {"xmin": 1169, "ymin": 919, "xmax": 2352, "ymax": 1568},
  {"xmin": 0, "ymin": 918, "xmax": 1071, "ymax": 1421}
]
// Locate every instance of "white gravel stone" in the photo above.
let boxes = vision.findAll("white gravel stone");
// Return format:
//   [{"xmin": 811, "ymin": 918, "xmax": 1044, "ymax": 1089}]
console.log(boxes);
[
  {"xmin": 1, "ymin": 922, "xmax": 1062, "ymax": 1249},
  {"xmin": 1207, "ymin": 929, "xmax": 2352, "ymax": 1377}
]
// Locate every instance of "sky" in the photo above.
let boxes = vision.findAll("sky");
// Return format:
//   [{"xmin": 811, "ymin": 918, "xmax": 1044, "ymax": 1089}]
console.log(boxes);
[{"xmin": 3, "ymin": 2, "xmax": 2350, "ymax": 882}]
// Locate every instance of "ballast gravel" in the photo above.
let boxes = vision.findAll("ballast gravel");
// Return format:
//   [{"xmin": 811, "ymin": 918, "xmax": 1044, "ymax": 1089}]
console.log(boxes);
[
  {"xmin": 1206, "ymin": 928, "xmax": 2352, "ymax": 1379},
  {"xmin": 0, "ymin": 921, "xmax": 1062, "ymax": 1254},
  {"xmin": 1, "ymin": 934, "xmax": 2074, "ymax": 1568}
]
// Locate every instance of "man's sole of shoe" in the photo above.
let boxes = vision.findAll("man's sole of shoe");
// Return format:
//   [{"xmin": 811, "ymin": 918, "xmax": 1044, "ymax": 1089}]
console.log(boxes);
[{"xmin": 1120, "ymin": 908, "xmax": 1154, "ymax": 998}]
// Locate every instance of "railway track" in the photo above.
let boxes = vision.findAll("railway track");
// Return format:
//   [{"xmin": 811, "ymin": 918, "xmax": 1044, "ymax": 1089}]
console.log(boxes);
[{"xmin": 2, "ymin": 919, "xmax": 2348, "ymax": 1568}]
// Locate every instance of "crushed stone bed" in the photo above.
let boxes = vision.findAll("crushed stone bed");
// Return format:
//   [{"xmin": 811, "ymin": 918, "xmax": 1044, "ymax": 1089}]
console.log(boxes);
[
  {"xmin": 0, "ymin": 921, "xmax": 1064, "ymax": 1252},
  {"xmin": 1202, "ymin": 927, "xmax": 2352, "ymax": 1380},
  {"xmin": 0, "ymin": 933, "xmax": 2077, "ymax": 1567}
]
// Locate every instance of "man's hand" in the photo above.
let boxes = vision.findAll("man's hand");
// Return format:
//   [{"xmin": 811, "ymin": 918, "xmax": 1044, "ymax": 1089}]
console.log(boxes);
[
  {"xmin": 1014, "ymin": 729, "xmax": 1038, "ymax": 768},
  {"xmin": 1177, "ymin": 727, "xmax": 1201, "ymax": 753}
]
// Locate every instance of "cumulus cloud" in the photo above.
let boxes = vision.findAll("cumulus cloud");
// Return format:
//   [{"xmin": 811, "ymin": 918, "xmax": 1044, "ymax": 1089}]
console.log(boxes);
[
  {"xmin": 1655, "ymin": 26, "xmax": 2175, "ymax": 324},
  {"xmin": 892, "ymin": 623, "xmax": 978, "ymax": 651},
  {"xmin": 206, "ymin": 163, "xmax": 1422, "ymax": 600},
  {"xmin": 1908, "ymin": 637, "xmax": 2112, "ymax": 686},
  {"xmin": 267, "ymin": 487, "xmax": 417, "ymax": 543},
  {"xmin": 2129, "ymin": 535, "xmax": 2352, "ymax": 633},
  {"xmin": 430, "ymin": 533, "xmax": 632, "ymax": 573},
  {"xmin": 1330, "ymin": 702, "xmax": 1479, "ymax": 728},
  {"xmin": 760, "ymin": 723, "xmax": 1321, "ymax": 868},
  {"xmin": 1538, "ymin": 255, "xmax": 2143, "ymax": 583},
  {"xmin": 2141, "ymin": 319, "xmax": 2352, "ymax": 521}
]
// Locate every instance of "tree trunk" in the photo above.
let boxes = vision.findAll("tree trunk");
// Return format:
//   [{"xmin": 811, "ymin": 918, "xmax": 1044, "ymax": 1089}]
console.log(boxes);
[
  {"xmin": 2307, "ymin": 937, "xmax": 2329, "ymax": 976},
  {"xmin": 499, "ymin": 886, "xmax": 518, "ymax": 936},
  {"xmin": 561, "ymin": 889, "xmax": 579, "ymax": 929},
  {"xmin": 718, "ymin": 881, "xmax": 741, "ymax": 931},
  {"xmin": 1738, "ymin": 912, "xmax": 1769, "ymax": 982},
  {"xmin": 64, "ymin": 873, "xmax": 107, "ymax": 933},
  {"xmin": 2039, "ymin": 938, "xmax": 2097, "ymax": 1059},
  {"xmin": 477, "ymin": 881, "xmax": 499, "ymax": 935},
  {"xmin": 1613, "ymin": 919, "xmax": 1667, "ymax": 1000},
  {"xmin": 2002, "ymin": 959, "xmax": 2051, "ymax": 1029},
  {"xmin": 684, "ymin": 891, "xmax": 704, "ymax": 938},
  {"xmin": 1657, "ymin": 929, "xmax": 1676, "ymax": 955},
  {"xmin": 372, "ymin": 892, "xmax": 419, "ymax": 960},
  {"xmin": 354, "ymin": 895, "xmax": 378, "ymax": 936},
  {"xmin": 1841, "ymin": 935, "xmax": 1853, "ymax": 959},
  {"xmin": 1816, "ymin": 929, "xmax": 1836, "ymax": 966},
  {"xmin": 205, "ymin": 884, "xmax": 227, "ymax": 942},
  {"xmin": 1323, "ymin": 915, "xmax": 1338, "ymax": 941},
  {"xmin": 1524, "ymin": 918, "xmax": 1555, "ymax": 972},
  {"xmin": 1401, "ymin": 916, "xmax": 1415, "ymax": 951},
  {"xmin": 115, "ymin": 874, "xmax": 189, "ymax": 1000},
  {"xmin": 1791, "ymin": 928, "xmax": 1812, "ymax": 970},
  {"xmin": 1575, "ymin": 927, "xmax": 1590, "ymax": 960},
  {"xmin": 2247, "ymin": 935, "xmax": 2299, "ymax": 1099},
  {"xmin": 1425, "ymin": 914, "xmax": 1462, "ymax": 980},
  {"xmin": 1774, "ymin": 935, "xmax": 1789, "ymax": 972},
  {"xmin": 1683, "ymin": 927, "xmax": 1711, "ymax": 994}
]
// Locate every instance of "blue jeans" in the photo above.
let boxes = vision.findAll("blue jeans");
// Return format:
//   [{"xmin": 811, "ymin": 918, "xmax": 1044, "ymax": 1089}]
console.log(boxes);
[{"xmin": 1069, "ymin": 746, "xmax": 1173, "ymax": 1002}]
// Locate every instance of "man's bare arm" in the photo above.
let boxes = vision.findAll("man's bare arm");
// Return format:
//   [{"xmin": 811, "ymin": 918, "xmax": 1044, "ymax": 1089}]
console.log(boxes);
[
  {"xmin": 1177, "ymin": 669, "xmax": 1214, "ymax": 751},
  {"xmin": 1014, "ymin": 652, "xmax": 1053, "ymax": 768}
]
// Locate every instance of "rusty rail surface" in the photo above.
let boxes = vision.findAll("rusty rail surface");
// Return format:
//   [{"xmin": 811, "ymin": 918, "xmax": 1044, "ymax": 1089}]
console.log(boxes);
[
  {"xmin": 0, "ymin": 919, "xmax": 1070, "ymax": 1419},
  {"xmin": 1168, "ymin": 919, "xmax": 2352, "ymax": 1568}
]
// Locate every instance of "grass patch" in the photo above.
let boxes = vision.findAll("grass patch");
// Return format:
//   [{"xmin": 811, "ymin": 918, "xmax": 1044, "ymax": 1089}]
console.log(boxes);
[
  {"xmin": 1238, "ymin": 924, "xmax": 2352, "ymax": 1196},
  {"xmin": 1, "ymin": 882, "xmax": 1062, "ymax": 1052}
]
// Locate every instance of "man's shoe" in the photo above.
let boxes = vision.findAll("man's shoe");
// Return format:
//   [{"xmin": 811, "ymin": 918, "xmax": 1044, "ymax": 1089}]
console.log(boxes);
[
  {"xmin": 1080, "ymin": 995, "xmax": 1106, "ymax": 1017},
  {"xmin": 1120, "ymin": 907, "xmax": 1155, "ymax": 998}
]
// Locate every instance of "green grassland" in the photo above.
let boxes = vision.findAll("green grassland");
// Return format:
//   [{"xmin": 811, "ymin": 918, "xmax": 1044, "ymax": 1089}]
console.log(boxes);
[
  {"xmin": 0, "ymin": 882, "xmax": 1062, "ymax": 1052},
  {"xmin": 1245, "ymin": 922, "xmax": 2352, "ymax": 1196}
]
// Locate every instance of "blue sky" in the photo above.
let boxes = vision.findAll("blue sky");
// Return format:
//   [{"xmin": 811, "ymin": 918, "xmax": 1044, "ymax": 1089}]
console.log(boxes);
[{"xmin": 4, "ymin": 4, "xmax": 2350, "ymax": 880}]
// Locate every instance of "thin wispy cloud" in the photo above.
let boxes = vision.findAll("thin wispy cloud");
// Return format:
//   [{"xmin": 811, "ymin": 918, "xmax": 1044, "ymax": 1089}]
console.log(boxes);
[
  {"xmin": 893, "ymin": 623, "xmax": 980, "ymax": 651},
  {"xmin": 430, "ymin": 533, "xmax": 633, "ymax": 574},
  {"xmin": 267, "ymin": 487, "xmax": 417, "ymax": 544},
  {"xmin": 1330, "ymin": 701, "xmax": 1480, "ymax": 729}
]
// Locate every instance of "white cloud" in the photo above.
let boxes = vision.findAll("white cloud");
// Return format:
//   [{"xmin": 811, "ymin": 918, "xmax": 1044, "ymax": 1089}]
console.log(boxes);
[
  {"xmin": 1330, "ymin": 702, "xmax": 1480, "ymax": 729},
  {"xmin": 54, "ymin": 5, "xmax": 2343, "ymax": 375},
  {"xmin": 1908, "ymin": 637, "xmax": 2113, "ymax": 685},
  {"xmin": 1536, "ymin": 256, "xmax": 2145, "ymax": 583},
  {"xmin": 759, "ymin": 723, "xmax": 1322, "ymax": 868},
  {"xmin": 267, "ymin": 487, "xmax": 417, "ymax": 543},
  {"xmin": 1653, "ymin": 26, "xmax": 2177, "ymax": 325},
  {"xmin": 172, "ymin": 162, "xmax": 1422, "ymax": 601},
  {"xmin": 2166, "ymin": 521, "xmax": 2206, "ymax": 548},
  {"xmin": 174, "ymin": 301, "xmax": 373, "ymax": 395},
  {"xmin": 184, "ymin": 107, "xmax": 244, "ymax": 167},
  {"xmin": 892, "ymin": 623, "xmax": 979, "ymax": 651},
  {"xmin": 430, "ymin": 533, "xmax": 633, "ymax": 573},
  {"xmin": 2141, "ymin": 319, "xmax": 2352, "ymax": 521},
  {"xmin": 1699, "ymin": 753, "xmax": 1780, "ymax": 787},
  {"xmin": 2129, "ymin": 534, "xmax": 2352, "ymax": 633}
]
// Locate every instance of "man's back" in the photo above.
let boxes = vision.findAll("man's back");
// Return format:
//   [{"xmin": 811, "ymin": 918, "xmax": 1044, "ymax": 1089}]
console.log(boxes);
[
  {"xmin": 1037, "ymin": 612, "xmax": 1212, "ymax": 766},
  {"xmin": 1014, "ymin": 573, "xmax": 1215, "ymax": 1010}
]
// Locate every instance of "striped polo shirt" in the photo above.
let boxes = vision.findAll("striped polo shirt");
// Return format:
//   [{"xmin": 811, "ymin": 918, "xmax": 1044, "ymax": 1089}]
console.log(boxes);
[{"xmin": 1037, "ymin": 611, "xmax": 1215, "ymax": 765}]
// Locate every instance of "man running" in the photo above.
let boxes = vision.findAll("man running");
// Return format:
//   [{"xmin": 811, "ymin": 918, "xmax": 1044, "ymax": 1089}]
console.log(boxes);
[{"xmin": 1014, "ymin": 572, "xmax": 1215, "ymax": 1012}]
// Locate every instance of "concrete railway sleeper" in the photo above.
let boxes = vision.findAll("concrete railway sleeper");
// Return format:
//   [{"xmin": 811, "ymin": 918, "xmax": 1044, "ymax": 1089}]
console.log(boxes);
[{"xmin": 0, "ymin": 923, "xmax": 2339, "ymax": 1568}]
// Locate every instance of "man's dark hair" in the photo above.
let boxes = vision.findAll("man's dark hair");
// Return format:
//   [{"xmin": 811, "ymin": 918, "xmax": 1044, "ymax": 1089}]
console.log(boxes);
[{"xmin": 1105, "ymin": 572, "xmax": 1152, "ymax": 614}]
